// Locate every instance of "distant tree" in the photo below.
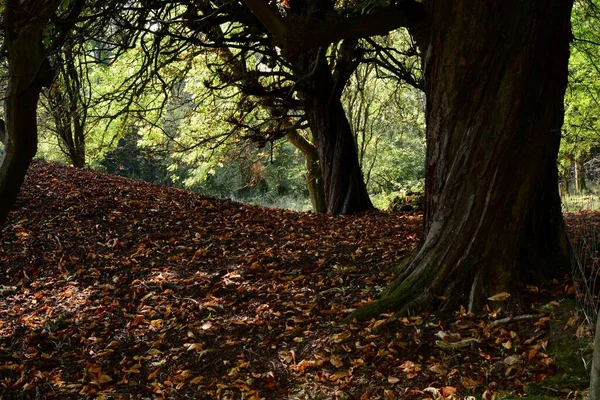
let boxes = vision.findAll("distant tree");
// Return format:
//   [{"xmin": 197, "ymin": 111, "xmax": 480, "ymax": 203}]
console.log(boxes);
[
  {"xmin": 561, "ymin": 0, "xmax": 600, "ymax": 194},
  {"xmin": 41, "ymin": 43, "xmax": 91, "ymax": 168},
  {"xmin": 343, "ymin": 60, "xmax": 425, "ymax": 198},
  {"xmin": 203, "ymin": 35, "xmax": 327, "ymax": 212},
  {"xmin": 101, "ymin": 128, "xmax": 171, "ymax": 184}
]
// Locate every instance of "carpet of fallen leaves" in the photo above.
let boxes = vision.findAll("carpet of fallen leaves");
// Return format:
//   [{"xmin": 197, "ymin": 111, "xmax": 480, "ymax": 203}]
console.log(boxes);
[{"xmin": 0, "ymin": 161, "xmax": 592, "ymax": 399}]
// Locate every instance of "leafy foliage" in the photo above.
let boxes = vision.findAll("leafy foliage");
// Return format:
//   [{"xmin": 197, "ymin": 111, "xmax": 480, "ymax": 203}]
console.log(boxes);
[
  {"xmin": 561, "ymin": 0, "xmax": 600, "ymax": 191},
  {"xmin": 35, "ymin": 29, "xmax": 427, "ymax": 210},
  {"xmin": 343, "ymin": 62, "xmax": 425, "ymax": 207}
]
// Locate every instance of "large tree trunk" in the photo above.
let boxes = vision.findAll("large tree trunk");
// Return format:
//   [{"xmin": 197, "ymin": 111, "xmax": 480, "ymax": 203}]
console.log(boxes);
[
  {"xmin": 304, "ymin": 54, "xmax": 373, "ymax": 215},
  {"xmin": 352, "ymin": 0, "xmax": 572, "ymax": 319},
  {"xmin": 0, "ymin": 1, "xmax": 59, "ymax": 225}
]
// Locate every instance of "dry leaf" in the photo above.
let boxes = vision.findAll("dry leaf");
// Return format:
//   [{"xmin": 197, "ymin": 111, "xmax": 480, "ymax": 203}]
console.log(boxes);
[
  {"xmin": 487, "ymin": 292, "xmax": 511, "ymax": 301},
  {"xmin": 429, "ymin": 364, "xmax": 448, "ymax": 375},
  {"xmin": 503, "ymin": 355, "xmax": 521, "ymax": 365},
  {"xmin": 441, "ymin": 386, "xmax": 458, "ymax": 396},
  {"xmin": 97, "ymin": 374, "xmax": 112, "ymax": 384},
  {"xmin": 330, "ymin": 355, "xmax": 344, "ymax": 368}
]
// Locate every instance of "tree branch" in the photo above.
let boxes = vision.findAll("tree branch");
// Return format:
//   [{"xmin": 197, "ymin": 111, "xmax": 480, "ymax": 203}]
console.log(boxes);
[
  {"xmin": 240, "ymin": 0, "xmax": 287, "ymax": 38},
  {"xmin": 312, "ymin": 2, "xmax": 425, "ymax": 48},
  {"xmin": 241, "ymin": 0, "xmax": 424, "ymax": 50}
]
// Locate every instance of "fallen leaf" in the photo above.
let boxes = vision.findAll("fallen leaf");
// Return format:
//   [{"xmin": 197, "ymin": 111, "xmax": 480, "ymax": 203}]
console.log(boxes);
[
  {"xmin": 487, "ymin": 292, "xmax": 511, "ymax": 301},
  {"xmin": 330, "ymin": 355, "xmax": 344, "ymax": 368},
  {"xmin": 441, "ymin": 386, "xmax": 457, "ymax": 396}
]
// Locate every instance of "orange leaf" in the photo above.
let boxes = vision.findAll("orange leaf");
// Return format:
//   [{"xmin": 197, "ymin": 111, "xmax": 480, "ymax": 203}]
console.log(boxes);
[{"xmin": 441, "ymin": 386, "xmax": 457, "ymax": 397}]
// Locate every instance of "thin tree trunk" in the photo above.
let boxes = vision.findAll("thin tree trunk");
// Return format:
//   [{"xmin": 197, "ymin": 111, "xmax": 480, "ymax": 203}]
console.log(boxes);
[
  {"xmin": 352, "ymin": 0, "xmax": 572, "ymax": 319},
  {"xmin": 64, "ymin": 45, "xmax": 86, "ymax": 168},
  {"xmin": 575, "ymin": 155, "xmax": 586, "ymax": 194},
  {"xmin": 591, "ymin": 314, "xmax": 600, "ymax": 400},
  {"xmin": 0, "ymin": 1, "xmax": 60, "ymax": 224},
  {"xmin": 287, "ymin": 130, "xmax": 326, "ymax": 213},
  {"xmin": 71, "ymin": 117, "xmax": 86, "ymax": 168}
]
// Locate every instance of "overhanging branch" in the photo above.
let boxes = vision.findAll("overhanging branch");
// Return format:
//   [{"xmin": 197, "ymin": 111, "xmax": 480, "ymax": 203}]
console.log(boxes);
[
  {"xmin": 241, "ymin": 0, "xmax": 424, "ymax": 50},
  {"xmin": 240, "ymin": 0, "xmax": 287, "ymax": 38},
  {"xmin": 316, "ymin": 2, "xmax": 425, "ymax": 47}
]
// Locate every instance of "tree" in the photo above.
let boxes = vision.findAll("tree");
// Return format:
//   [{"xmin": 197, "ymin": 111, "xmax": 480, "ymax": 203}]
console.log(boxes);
[
  {"xmin": 179, "ymin": 0, "xmax": 422, "ymax": 214},
  {"xmin": 560, "ymin": 0, "xmax": 600, "ymax": 194},
  {"xmin": 0, "ymin": 0, "xmax": 63, "ymax": 224},
  {"xmin": 0, "ymin": 0, "xmax": 128, "ymax": 223},
  {"xmin": 343, "ymin": 60, "xmax": 426, "ymax": 199},
  {"xmin": 180, "ymin": 3, "xmax": 372, "ymax": 214},
  {"xmin": 41, "ymin": 43, "xmax": 91, "ymax": 168},
  {"xmin": 350, "ymin": 0, "xmax": 573, "ymax": 317},
  {"xmin": 203, "ymin": 33, "xmax": 327, "ymax": 212}
]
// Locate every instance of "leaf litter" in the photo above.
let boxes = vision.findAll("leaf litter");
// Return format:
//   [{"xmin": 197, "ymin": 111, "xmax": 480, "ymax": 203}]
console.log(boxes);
[{"xmin": 0, "ymin": 161, "xmax": 590, "ymax": 399}]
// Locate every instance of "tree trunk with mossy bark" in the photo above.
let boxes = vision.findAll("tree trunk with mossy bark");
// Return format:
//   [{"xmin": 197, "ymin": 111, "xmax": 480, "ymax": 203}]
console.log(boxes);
[
  {"xmin": 286, "ymin": 130, "xmax": 327, "ymax": 213},
  {"xmin": 0, "ymin": 0, "xmax": 61, "ymax": 225},
  {"xmin": 352, "ymin": 0, "xmax": 573, "ymax": 319}
]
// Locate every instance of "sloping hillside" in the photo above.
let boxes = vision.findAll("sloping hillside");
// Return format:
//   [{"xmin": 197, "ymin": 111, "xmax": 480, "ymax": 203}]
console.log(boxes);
[{"xmin": 0, "ymin": 162, "xmax": 589, "ymax": 399}]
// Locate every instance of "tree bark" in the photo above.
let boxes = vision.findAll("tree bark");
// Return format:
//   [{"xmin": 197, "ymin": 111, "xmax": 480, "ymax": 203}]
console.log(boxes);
[
  {"xmin": 302, "ymin": 52, "xmax": 373, "ymax": 215},
  {"xmin": 307, "ymin": 96, "xmax": 373, "ymax": 215},
  {"xmin": 63, "ymin": 44, "xmax": 87, "ymax": 168},
  {"xmin": 0, "ymin": 0, "xmax": 60, "ymax": 225},
  {"xmin": 575, "ymin": 155, "xmax": 586, "ymax": 194},
  {"xmin": 286, "ymin": 131, "xmax": 327, "ymax": 213},
  {"xmin": 591, "ymin": 314, "xmax": 600, "ymax": 400},
  {"xmin": 352, "ymin": 0, "xmax": 572, "ymax": 318},
  {"xmin": 47, "ymin": 48, "xmax": 87, "ymax": 169}
]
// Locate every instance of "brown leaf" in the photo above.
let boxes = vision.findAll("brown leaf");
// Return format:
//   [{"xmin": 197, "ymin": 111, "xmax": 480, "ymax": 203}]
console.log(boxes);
[
  {"xmin": 330, "ymin": 355, "xmax": 344, "ymax": 368},
  {"xmin": 487, "ymin": 292, "xmax": 511, "ymax": 301}
]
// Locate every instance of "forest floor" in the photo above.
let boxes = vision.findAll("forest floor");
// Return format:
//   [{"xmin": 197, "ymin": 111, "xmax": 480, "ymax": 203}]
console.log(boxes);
[{"xmin": 0, "ymin": 161, "xmax": 595, "ymax": 399}]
